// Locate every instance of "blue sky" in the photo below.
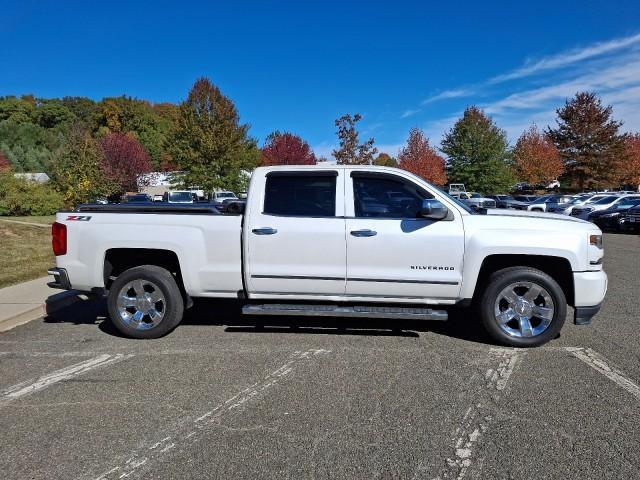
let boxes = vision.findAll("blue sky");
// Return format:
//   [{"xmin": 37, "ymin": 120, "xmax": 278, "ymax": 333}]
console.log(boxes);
[{"xmin": 2, "ymin": 0, "xmax": 640, "ymax": 159}]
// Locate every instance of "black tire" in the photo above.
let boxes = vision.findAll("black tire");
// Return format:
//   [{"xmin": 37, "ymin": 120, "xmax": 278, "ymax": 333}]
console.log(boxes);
[
  {"xmin": 107, "ymin": 265, "xmax": 184, "ymax": 339},
  {"xmin": 479, "ymin": 267, "xmax": 566, "ymax": 347}
]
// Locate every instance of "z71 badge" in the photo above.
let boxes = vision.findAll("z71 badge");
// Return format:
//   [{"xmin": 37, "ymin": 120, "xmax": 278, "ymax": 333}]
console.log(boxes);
[{"xmin": 66, "ymin": 215, "xmax": 92, "ymax": 221}]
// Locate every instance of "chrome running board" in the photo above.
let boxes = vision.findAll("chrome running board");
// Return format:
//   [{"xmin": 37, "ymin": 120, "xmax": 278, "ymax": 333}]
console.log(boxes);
[{"xmin": 242, "ymin": 303, "xmax": 448, "ymax": 321}]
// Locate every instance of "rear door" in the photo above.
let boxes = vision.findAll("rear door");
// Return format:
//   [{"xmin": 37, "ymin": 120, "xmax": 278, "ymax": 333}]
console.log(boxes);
[
  {"xmin": 245, "ymin": 170, "xmax": 347, "ymax": 296},
  {"xmin": 345, "ymin": 171, "xmax": 464, "ymax": 301}
]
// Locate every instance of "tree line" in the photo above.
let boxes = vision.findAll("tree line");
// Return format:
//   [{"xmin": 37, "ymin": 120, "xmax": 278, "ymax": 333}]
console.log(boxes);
[{"xmin": 1, "ymin": 78, "xmax": 639, "ymax": 216}]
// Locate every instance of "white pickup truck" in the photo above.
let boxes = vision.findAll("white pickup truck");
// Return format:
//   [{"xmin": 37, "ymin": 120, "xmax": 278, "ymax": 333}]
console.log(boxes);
[{"xmin": 48, "ymin": 165, "xmax": 608, "ymax": 347}]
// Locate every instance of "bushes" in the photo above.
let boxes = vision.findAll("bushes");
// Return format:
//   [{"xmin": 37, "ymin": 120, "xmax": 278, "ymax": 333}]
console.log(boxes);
[{"xmin": 0, "ymin": 171, "xmax": 64, "ymax": 216}]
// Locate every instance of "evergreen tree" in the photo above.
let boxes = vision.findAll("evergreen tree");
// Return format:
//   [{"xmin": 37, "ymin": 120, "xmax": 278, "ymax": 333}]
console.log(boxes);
[
  {"xmin": 547, "ymin": 92, "xmax": 626, "ymax": 190},
  {"xmin": 441, "ymin": 106, "xmax": 514, "ymax": 193}
]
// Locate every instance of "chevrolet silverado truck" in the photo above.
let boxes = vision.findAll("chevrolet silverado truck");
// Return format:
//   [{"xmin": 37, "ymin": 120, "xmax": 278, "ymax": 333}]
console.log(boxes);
[{"xmin": 48, "ymin": 165, "xmax": 608, "ymax": 347}]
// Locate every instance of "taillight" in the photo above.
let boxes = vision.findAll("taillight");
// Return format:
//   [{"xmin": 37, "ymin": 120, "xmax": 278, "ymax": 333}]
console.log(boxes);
[{"xmin": 52, "ymin": 222, "xmax": 67, "ymax": 256}]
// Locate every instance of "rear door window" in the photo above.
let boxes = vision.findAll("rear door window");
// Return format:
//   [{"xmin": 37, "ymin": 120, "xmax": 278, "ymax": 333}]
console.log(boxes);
[{"xmin": 263, "ymin": 173, "xmax": 337, "ymax": 217}]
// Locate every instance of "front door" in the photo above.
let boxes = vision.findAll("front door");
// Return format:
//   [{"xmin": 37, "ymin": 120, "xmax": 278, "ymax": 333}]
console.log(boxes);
[
  {"xmin": 245, "ymin": 170, "xmax": 346, "ymax": 296},
  {"xmin": 345, "ymin": 171, "xmax": 464, "ymax": 301}
]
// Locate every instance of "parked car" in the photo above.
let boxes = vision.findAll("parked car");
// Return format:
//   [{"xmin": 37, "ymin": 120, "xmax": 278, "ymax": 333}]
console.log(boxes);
[
  {"xmin": 513, "ymin": 195, "xmax": 538, "ymax": 203},
  {"xmin": 463, "ymin": 192, "xmax": 496, "ymax": 210},
  {"xmin": 619, "ymin": 205, "xmax": 640, "ymax": 233},
  {"xmin": 588, "ymin": 198, "xmax": 640, "ymax": 231},
  {"xmin": 448, "ymin": 183, "xmax": 467, "ymax": 196},
  {"xmin": 571, "ymin": 195, "xmax": 639, "ymax": 219},
  {"xmin": 514, "ymin": 182, "xmax": 532, "ymax": 192},
  {"xmin": 152, "ymin": 195, "xmax": 164, "ymax": 202},
  {"xmin": 551, "ymin": 194, "xmax": 606, "ymax": 215},
  {"xmin": 163, "ymin": 191, "xmax": 194, "ymax": 204},
  {"xmin": 124, "ymin": 193, "xmax": 152, "ymax": 203},
  {"xmin": 527, "ymin": 195, "xmax": 572, "ymax": 212},
  {"xmin": 211, "ymin": 191, "xmax": 239, "ymax": 208},
  {"xmin": 486, "ymin": 195, "xmax": 528, "ymax": 210},
  {"xmin": 49, "ymin": 165, "xmax": 607, "ymax": 347}
]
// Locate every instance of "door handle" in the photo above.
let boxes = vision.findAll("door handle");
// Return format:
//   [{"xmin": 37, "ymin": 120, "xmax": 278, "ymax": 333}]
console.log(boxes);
[
  {"xmin": 350, "ymin": 229, "xmax": 377, "ymax": 237},
  {"xmin": 252, "ymin": 227, "xmax": 278, "ymax": 235}
]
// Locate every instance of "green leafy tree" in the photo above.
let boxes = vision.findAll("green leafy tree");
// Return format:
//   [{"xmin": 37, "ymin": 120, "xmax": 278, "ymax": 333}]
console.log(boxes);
[
  {"xmin": 0, "ymin": 97, "xmax": 35, "ymax": 123},
  {"xmin": 0, "ymin": 171, "xmax": 64, "ymax": 216},
  {"xmin": 171, "ymin": 77, "xmax": 259, "ymax": 192},
  {"xmin": 35, "ymin": 101, "xmax": 76, "ymax": 128},
  {"xmin": 374, "ymin": 153, "xmax": 398, "ymax": 167},
  {"xmin": 0, "ymin": 120, "xmax": 61, "ymax": 172},
  {"xmin": 547, "ymin": 92, "xmax": 626, "ymax": 190},
  {"xmin": 332, "ymin": 113, "xmax": 377, "ymax": 165},
  {"xmin": 50, "ymin": 128, "xmax": 116, "ymax": 206},
  {"xmin": 441, "ymin": 106, "xmax": 514, "ymax": 193},
  {"xmin": 61, "ymin": 97, "xmax": 100, "ymax": 128}
]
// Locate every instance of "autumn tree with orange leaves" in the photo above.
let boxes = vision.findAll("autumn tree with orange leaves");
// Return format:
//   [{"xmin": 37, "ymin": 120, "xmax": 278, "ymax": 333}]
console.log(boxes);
[
  {"xmin": 398, "ymin": 128, "xmax": 447, "ymax": 185},
  {"xmin": 620, "ymin": 134, "xmax": 640, "ymax": 189},
  {"xmin": 513, "ymin": 124, "xmax": 564, "ymax": 186}
]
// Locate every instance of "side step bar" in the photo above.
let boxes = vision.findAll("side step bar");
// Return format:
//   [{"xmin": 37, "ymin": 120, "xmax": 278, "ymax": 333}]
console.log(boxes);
[{"xmin": 242, "ymin": 304, "xmax": 448, "ymax": 321}]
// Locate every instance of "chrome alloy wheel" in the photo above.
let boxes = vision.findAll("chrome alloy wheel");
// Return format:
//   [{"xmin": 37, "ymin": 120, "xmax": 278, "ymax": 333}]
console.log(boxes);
[
  {"xmin": 493, "ymin": 281, "xmax": 555, "ymax": 338},
  {"xmin": 116, "ymin": 280, "xmax": 166, "ymax": 330}
]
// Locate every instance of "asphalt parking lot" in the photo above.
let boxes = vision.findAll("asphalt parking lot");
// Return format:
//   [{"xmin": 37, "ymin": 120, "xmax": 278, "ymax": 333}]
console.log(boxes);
[{"xmin": 0, "ymin": 233, "xmax": 639, "ymax": 480}]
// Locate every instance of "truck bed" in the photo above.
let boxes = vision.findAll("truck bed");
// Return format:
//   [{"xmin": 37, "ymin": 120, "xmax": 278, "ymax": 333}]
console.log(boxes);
[{"xmin": 54, "ymin": 208, "xmax": 244, "ymax": 296}]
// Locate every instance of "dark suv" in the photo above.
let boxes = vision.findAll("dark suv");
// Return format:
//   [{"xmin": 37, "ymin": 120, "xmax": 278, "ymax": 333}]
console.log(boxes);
[{"xmin": 620, "ymin": 205, "xmax": 640, "ymax": 233}]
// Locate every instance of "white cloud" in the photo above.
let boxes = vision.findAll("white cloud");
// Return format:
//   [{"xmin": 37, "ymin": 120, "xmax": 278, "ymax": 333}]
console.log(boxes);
[
  {"xmin": 421, "ymin": 88, "xmax": 472, "ymax": 105},
  {"xmin": 401, "ymin": 108, "xmax": 421, "ymax": 118},
  {"xmin": 489, "ymin": 32, "xmax": 640, "ymax": 84},
  {"xmin": 477, "ymin": 50, "xmax": 640, "ymax": 142}
]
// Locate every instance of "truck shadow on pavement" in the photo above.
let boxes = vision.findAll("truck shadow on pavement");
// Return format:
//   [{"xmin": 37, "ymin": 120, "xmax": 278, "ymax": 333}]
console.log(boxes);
[{"xmin": 43, "ymin": 295, "xmax": 492, "ymax": 344}]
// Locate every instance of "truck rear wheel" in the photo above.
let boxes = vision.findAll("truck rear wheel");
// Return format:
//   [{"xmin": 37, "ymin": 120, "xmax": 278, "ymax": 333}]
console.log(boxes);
[
  {"xmin": 107, "ymin": 265, "xmax": 184, "ymax": 339},
  {"xmin": 479, "ymin": 267, "xmax": 566, "ymax": 347}
]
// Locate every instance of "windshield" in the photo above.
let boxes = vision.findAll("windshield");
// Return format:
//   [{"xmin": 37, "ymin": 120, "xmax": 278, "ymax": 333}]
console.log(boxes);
[
  {"xmin": 169, "ymin": 192, "xmax": 193, "ymax": 202},
  {"xmin": 532, "ymin": 196, "xmax": 551, "ymax": 204},
  {"xmin": 617, "ymin": 198, "xmax": 640, "ymax": 207},
  {"xmin": 585, "ymin": 195, "xmax": 607, "ymax": 204},
  {"xmin": 470, "ymin": 193, "xmax": 481, "ymax": 198},
  {"xmin": 217, "ymin": 192, "xmax": 236, "ymax": 198},
  {"xmin": 594, "ymin": 195, "xmax": 620, "ymax": 205}
]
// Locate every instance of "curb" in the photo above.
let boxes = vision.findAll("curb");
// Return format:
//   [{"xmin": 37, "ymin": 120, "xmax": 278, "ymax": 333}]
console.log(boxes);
[{"xmin": 0, "ymin": 290, "xmax": 84, "ymax": 333}]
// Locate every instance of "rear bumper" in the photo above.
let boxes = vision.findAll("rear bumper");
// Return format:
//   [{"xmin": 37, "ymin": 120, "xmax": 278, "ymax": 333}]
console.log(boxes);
[{"xmin": 47, "ymin": 267, "xmax": 72, "ymax": 290}]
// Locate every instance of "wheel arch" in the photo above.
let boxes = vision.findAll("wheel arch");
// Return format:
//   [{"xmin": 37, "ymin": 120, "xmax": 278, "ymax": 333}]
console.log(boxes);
[
  {"xmin": 472, "ymin": 254, "xmax": 574, "ymax": 306},
  {"xmin": 104, "ymin": 248, "xmax": 185, "ymax": 294}
]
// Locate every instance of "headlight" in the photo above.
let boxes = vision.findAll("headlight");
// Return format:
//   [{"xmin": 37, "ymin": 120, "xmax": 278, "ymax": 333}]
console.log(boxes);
[
  {"xmin": 600, "ymin": 212, "xmax": 620, "ymax": 218},
  {"xmin": 589, "ymin": 234, "xmax": 603, "ymax": 249}
]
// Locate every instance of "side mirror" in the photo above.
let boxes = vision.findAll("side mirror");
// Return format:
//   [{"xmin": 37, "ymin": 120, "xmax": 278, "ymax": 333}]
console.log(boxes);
[{"xmin": 419, "ymin": 199, "xmax": 448, "ymax": 220}]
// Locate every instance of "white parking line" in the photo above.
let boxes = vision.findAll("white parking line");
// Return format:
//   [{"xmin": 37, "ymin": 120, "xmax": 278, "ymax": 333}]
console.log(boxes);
[
  {"xmin": 91, "ymin": 348, "xmax": 331, "ymax": 480},
  {"xmin": 566, "ymin": 347, "xmax": 640, "ymax": 400},
  {"xmin": 1, "ymin": 354, "xmax": 133, "ymax": 402},
  {"xmin": 414, "ymin": 348, "xmax": 524, "ymax": 480}
]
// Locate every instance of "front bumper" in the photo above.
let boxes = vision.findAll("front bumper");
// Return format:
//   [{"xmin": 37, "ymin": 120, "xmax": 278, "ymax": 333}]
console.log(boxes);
[
  {"xmin": 572, "ymin": 270, "xmax": 607, "ymax": 325},
  {"xmin": 47, "ymin": 267, "xmax": 72, "ymax": 290},
  {"xmin": 574, "ymin": 303, "xmax": 603, "ymax": 325}
]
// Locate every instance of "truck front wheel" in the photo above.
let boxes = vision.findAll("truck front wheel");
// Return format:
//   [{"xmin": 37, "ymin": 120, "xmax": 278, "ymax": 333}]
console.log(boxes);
[
  {"xmin": 479, "ymin": 267, "xmax": 566, "ymax": 347},
  {"xmin": 107, "ymin": 265, "xmax": 184, "ymax": 339}
]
